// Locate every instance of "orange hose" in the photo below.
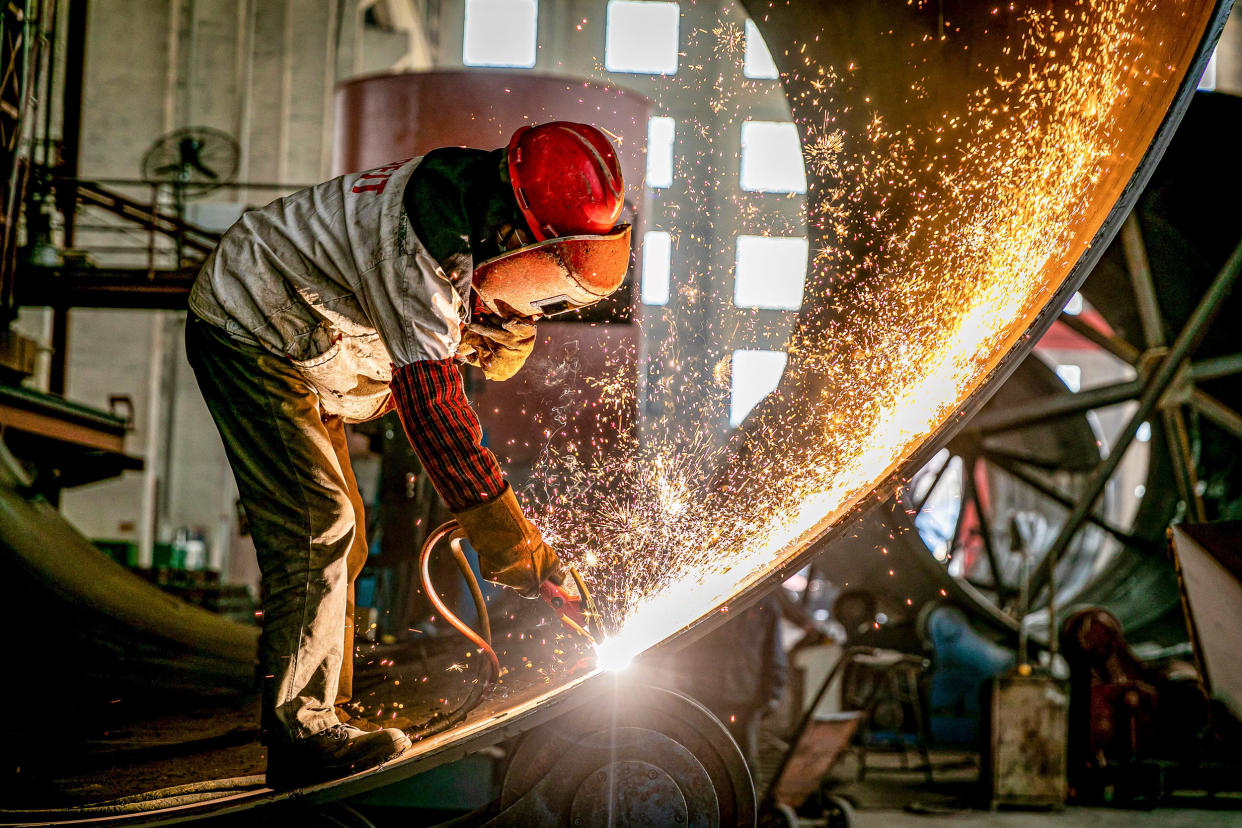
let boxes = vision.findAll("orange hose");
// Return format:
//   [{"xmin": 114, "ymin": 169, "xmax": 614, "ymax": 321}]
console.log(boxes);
[{"xmin": 419, "ymin": 520, "xmax": 502, "ymax": 680}]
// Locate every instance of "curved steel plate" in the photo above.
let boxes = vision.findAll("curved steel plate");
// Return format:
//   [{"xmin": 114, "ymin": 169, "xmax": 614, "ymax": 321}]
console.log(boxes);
[{"xmin": 613, "ymin": 0, "xmax": 1232, "ymax": 652}]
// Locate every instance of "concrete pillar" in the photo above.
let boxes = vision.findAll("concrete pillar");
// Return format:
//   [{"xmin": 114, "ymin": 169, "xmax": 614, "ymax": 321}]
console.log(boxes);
[{"xmin": 1218, "ymin": 4, "xmax": 1242, "ymax": 95}]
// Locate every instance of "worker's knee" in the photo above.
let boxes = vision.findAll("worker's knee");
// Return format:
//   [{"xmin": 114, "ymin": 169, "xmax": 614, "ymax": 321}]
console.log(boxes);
[
  {"xmin": 249, "ymin": 488, "xmax": 359, "ymax": 579},
  {"xmin": 308, "ymin": 496, "xmax": 359, "ymax": 567}
]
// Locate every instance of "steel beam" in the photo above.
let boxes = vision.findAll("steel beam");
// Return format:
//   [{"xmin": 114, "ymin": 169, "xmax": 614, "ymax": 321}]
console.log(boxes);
[
  {"xmin": 983, "ymin": 451, "xmax": 1150, "ymax": 551},
  {"xmin": 973, "ymin": 378, "xmax": 1143, "ymax": 434},
  {"xmin": 966, "ymin": 456, "xmax": 1011, "ymax": 602},
  {"xmin": 1030, "ymin": 233, "xmax": 1242, "ymax": 599},
  {"xmin": 1057, "ymin": 312, "xmax": 1142, "ymax": 365},
  {"xmin": 1190, "ymin": 352, "xmax": 1242, "ymax": 382},
  {"xmin": 1190, "ymin": 389, "xmax": 1242, "ymax": 443},
  {"xmin": 1121, "ymin": 214, "xmax": 1168, "ymax": 349},
  {"xmin": 15, "ymin": 265, "xmax": 195, "ymax": 309},
  {"xmin": 1123, "ymin": 202, "xmax": 1206, "ymax": 520}
]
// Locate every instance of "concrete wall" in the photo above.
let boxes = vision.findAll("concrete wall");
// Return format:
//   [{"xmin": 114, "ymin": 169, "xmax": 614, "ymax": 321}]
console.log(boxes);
[{"xmin": 49, "ymin": 0, "xmax": 434, "ymax": 583}]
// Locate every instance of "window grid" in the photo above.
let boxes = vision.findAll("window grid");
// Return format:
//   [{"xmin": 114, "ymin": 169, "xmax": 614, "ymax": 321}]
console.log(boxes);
[
  {"xmin": 739, "ymin": 120, "xmax": 807, "ymax": 194},
  {"xmin": 641, "ymin": 231, "xmax": 673, "ymax": 306},
  {"xmin": 733, "ymin": 235, "xmax": 808, "ymax": 310},
  {"xmin": 647, "ymin": 116, "xmax": 676, "ymax": 189},
  {"xmin": 730, "ymin": 349, "xmax": 788, "ymax": 426},
  {"xmin": 743, "ymin": 19, "xmax": 779, "ymax": 79}
]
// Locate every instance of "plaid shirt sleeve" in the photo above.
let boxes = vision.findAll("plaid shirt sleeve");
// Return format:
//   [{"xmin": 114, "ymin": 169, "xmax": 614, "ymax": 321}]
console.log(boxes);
[{"xmin": 390, "ymin": 358, "xmax": 506, "ymax": 512}]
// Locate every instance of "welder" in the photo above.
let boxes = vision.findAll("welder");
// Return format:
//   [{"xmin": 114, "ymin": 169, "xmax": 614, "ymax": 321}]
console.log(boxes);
[{"xmin": 185, "ymin": 122, "xmax": 630, "ymax": 787}]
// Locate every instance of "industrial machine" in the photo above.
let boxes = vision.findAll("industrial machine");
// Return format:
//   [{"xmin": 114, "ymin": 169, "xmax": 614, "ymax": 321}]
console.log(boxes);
[{"xmin": 870, "ymin": 93, "xmax": 1242, "ymax": 651}]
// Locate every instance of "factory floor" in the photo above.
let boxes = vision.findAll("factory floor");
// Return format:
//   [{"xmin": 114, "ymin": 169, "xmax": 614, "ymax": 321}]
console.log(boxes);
[
  {"xmin": 3, "ymin": 616, "xmax": 589, "ymax": 811},
  {"xmin": 793, "ymin": 749, "xmax": 1242, "ymax": 827},
  {"xmin": 853, "ymin": 812, "xmax": 1242, "ymax": 826}
]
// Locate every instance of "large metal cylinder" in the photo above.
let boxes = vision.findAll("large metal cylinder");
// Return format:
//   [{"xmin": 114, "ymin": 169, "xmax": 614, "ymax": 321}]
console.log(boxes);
[
  {"xmin": 2, "ymin": 4, "xmax": 1233, "ymax": 815},
  {"xmin": 724, "ymin": 0, "xmax": 1233, "ymax": 642}
]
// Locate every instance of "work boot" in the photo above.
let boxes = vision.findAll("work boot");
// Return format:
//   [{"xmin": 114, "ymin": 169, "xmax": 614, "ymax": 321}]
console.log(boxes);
[{"xmin": 266, "ymin": 723, "xmax": 411, "ymax": 789}]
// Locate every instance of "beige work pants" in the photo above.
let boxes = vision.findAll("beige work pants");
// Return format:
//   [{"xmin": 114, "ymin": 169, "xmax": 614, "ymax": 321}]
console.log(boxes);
[{"xmin": 186, "ymin": 313, "xmax": 370, "ymax": 742}]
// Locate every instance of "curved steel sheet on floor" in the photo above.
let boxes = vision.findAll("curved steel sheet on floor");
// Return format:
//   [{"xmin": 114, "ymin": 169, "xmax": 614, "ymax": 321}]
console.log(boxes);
[{"xmin": 0, "ymin": 445, "xmax": 258, "ymax": 696}]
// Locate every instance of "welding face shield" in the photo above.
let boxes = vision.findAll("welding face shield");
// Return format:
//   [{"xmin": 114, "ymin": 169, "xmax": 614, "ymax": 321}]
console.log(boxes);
[{"xmin": 470, "ymin": 224, "xmax": 632, "ymax": 320}]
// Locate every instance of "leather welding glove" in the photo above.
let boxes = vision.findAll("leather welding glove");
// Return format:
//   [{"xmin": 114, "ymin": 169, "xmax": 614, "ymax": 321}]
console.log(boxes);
[
  {"xmin": 453, "ymin": 484, "xmax": 564, "ymax": 597},
  {"xmin": 457, "ymin": 316, "xmax": 537, "ymax": 381}
]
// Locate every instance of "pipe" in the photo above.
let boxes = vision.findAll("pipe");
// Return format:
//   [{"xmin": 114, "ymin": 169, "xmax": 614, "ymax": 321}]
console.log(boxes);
[
  {"xmin": 1125, "ymin": 213, "xmax": 1209, "ymax": 520},
  {"xmin": 1190, "ymin": 352, "xmax": 1242, "ymax": 382},
  {"xmin": 1057, "ymin": 312, "xmax": 1142, "ymax": 365},
  {"xmin": 1121, "ymin": 215, "xmax": 1167, "ymax": 350},
  {"xmin": 418, "ymin": 520, "xmax": 499, "ymax": 679},
  {"xmin": 409, "ymin": 519, "xmax": 501, "ymax": 742},
  {"xmin": 1190, "ymin": 388, "xmax": 1242, "ymax": 442},
  {"xmin": 973, "ymin": 378, "xmax": 1144, "ymax": 436},
  {"xmin": 48, "ymin": 0, "xmax": 88, "ymax": 395}
]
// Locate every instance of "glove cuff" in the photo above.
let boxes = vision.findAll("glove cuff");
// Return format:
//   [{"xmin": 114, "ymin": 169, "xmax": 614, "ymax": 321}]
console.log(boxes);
[{"xmin": 453, "ymin": 484, "xmax": 544, "ymax": 596}]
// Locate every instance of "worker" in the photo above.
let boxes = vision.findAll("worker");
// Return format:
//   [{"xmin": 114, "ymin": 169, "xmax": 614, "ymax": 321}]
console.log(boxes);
[{"xmin": 185, "ymin": 122, "xmax": 630, "ymax": 787}]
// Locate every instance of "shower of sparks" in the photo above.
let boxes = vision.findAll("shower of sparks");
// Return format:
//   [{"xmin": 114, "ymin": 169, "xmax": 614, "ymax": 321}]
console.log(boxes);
[
  {"xmin": 803, "ymin": 128, "xmax": 846, "ymax": 177},
  {"xmin": 711, "ymin": 22, "xmax": 746, "ymax": 58},
  {"xmin": 520, "ymin": 0, "xmax": 1187, "ymax": 668}
]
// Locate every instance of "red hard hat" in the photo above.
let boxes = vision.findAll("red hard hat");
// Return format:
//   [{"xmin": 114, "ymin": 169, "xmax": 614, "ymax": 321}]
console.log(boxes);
[{"xmin": 507, "ymin": 122, "xmax": 625, "ymax": 242}]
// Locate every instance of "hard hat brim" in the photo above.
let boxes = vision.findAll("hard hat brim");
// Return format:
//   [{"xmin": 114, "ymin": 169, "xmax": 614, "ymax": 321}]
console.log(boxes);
[{"xmin": 473, "ymin": 225, "xmax": 632, "ymax": 319}]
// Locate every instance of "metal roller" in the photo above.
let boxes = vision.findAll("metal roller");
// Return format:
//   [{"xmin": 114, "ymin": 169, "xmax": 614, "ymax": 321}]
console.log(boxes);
[{"xmin": 489, "ymin": 684, "xmax": 754, "ymax": 827}]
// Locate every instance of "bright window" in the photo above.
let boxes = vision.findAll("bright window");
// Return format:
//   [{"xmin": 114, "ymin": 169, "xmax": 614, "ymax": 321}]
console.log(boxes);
[
  {"xmin": 913, "ymin": 451, "xmax": 963, "ymax": 562},
  {"xmin": 1199, "ymin": 49, "xmax": 1217, "ymax": 91},
  {"xmin": 1055, "ymin": 364, "xmax": 1082, "ymax": 393},
  {"xmin": 730, "ymin": 349, "xmax": 787, "ymax": 426},
  {"xmin": 605, "ymin": 1, "xmax": 680, "ymax": 75},
  {"xmin": 647, "ymin": 116, "xmax": 675, "ymax": 188},
  {"xmin": 641, "ymin": 231, "xmax": 672, "ymax": 305},
  {"xmin": 463, "ymin": 0, "xmax": 537, "ymax": 68},
  {"xmin": 734, "ymin": 235, "xmax": 807, "ymax": 310},
  {"xmin": 740, "ymin": 120, "xmax": 806, "ymax": 193},
  {"xmin": 743, "ymin": 19, "xmax": 778, "ymax": 79}
]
